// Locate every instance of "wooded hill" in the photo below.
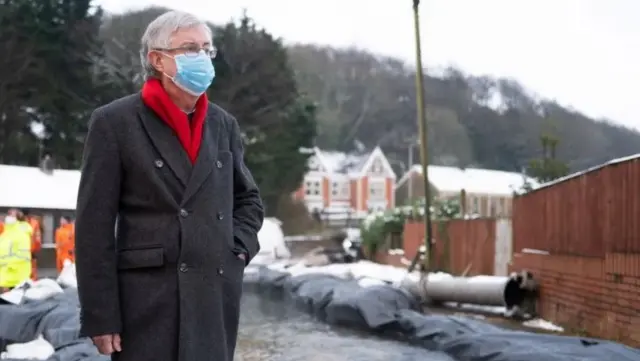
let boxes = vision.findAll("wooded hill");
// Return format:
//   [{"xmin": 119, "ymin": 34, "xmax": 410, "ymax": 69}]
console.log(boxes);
[{"xmin": 288, "ymin": 44, "xmax": 640, "ymax": 173}]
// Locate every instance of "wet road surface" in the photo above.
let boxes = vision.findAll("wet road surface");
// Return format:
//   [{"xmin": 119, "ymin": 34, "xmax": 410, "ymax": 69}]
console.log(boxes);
[{"xmin": 236, "ymin": 290, "xmax": 453, "ymax": 361}]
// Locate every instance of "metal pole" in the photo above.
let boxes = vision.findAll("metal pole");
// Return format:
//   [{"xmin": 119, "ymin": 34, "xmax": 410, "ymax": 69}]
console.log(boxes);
[{"xmin": 412, "ymin": 0, "xmax": 433, "ymax": 270}]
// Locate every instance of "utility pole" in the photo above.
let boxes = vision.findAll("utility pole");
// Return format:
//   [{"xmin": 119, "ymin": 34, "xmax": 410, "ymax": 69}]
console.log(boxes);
[
  {"xmin": 412, "ymin": 0, "xmax": 433, "ymax": 270},
  {"xmin": 407, "ymin": 144, "xmax": 413, "ymax": 200}
]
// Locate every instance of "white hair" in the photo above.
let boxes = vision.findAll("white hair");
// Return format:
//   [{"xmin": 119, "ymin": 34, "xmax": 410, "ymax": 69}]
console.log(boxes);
[{"xmin": 140, "ymin": 10, "xmax": 213, "ymax": 80}]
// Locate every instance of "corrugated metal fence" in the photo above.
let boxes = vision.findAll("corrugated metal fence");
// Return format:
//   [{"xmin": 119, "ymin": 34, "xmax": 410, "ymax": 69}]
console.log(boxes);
[{"xmin": 513, "ymin": 157, "xmax": 640, "ymax": 257}]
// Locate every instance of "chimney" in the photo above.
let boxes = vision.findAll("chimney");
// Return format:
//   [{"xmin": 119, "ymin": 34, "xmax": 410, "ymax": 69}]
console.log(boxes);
[{"xmin": 39, "ymin": 153, "xmax": 55, "ymax": 174}]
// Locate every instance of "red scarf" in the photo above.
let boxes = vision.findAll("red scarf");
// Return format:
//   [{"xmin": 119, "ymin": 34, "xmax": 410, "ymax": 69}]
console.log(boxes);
[{"xmin": 141, "ymin": 78, "xmax": 208, "ymax": 163}]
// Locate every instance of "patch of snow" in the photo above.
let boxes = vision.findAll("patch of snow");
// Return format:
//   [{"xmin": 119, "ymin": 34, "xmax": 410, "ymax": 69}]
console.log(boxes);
[
  {"xmin": 256, "ymin": 217, "xmax": 290, "ymax": 260},
  {"xmin": 24, "ymin": 279, "xmax": 64, "ymax": 301},
  {"xmin": 1, "ymin": 335, "xmax": 54, "ymax": 360},
  {"xmin": 388, "ymin": 248, "xmax": 404, "ymax": 255},
  {"xmin": 522, "ymin": 318, "xmax": 564, "ymax": 332},
  {"xmin": 57, "ymin": 260, "xmax": 77, "ymax": 288},
  {"xmin": 357, "ymin": 277, "xmax": 387, "ymax": 287},
  {"xmin": 258, "ymin": 259, "xmax": 454, "ymax": 291}
]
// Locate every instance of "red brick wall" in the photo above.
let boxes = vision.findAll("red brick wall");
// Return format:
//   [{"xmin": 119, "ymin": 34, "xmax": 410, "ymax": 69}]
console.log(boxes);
[
  {"xmin": 403, "ymin": 219, "xmax": 496, "ymax": 275},
  {"xmin": 511, "ymin": 252, "xmax": 640, "ymax": 345}
]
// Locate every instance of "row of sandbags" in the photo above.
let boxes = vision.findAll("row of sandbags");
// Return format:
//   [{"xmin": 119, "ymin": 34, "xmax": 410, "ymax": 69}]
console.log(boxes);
[
  {"xmin": 0, "ymin": 263, "xmax": 107, "ymax": 360},
  {"xmin": 243, "ymin": 266, "xmax": 640, "ymax": 361},
  {"xmin": 0, "ymin": 287, "xmax": 107, "ymax": 360}
]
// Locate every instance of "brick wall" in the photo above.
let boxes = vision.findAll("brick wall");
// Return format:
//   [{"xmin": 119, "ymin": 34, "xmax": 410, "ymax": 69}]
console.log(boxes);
[{"xmin": 511, "ymin": 252, "xmax": 640, "ymax": 346}]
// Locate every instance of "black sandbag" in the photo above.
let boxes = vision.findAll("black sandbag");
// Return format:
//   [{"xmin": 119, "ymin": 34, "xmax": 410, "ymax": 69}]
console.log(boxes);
[
  {"xmin": 45, "ymin": 340, "xmax": 109, "ymax": 361},
  {"xmin": 250, "ymin": 266, "xmax": 640, "ymax": 361},
  {"xmin": 0, "ymin": 299, "xmax": 58, "ymax": 343},
  {"xmin": 0, "ymin": 289, "xmax": 105, "ymax": 361},
  {"xmin": 256, "ymin": 267, "xmax": 290, "ymax": 288},
  {"xmin": 285, "ymin": 274, "xmax": 345, "ymax": 316},
  {"xmin": 400, "ymin": 310, "xmax": 506, "ymax": 350},
  {"xmin": 36, "ymin": 299, "xmax": 80, "ymax": 337},
  {"xmin": 44, "ymin": 327, "xmax": 81, "ymax": 349},
  {"xmin": 440, "ymin": 331, "xmax": 640, "ymax": 361},
  {"xmin": 242, "ymin": 269, "xmax": 261, "ymax": 284},
  {"xmin": 324, "ymin": 284, "xmax": 420, "ymax": 331}
]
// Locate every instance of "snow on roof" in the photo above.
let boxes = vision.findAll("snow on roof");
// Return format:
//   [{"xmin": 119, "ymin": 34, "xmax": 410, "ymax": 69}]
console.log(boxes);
[
  {"xmin": 315, "ymin": 149, "xmax": 370, "ymax": 174},
  {"xmin": 311, "ymin": 146, "xmax": 396, "ymax": 178},
  {"xmin": 397, "ymin": 164, "xmax": 537, "ymax": 196},
  {"xmin": 0, "ymin": 164, "xmax": 81, "ymax": 210}
]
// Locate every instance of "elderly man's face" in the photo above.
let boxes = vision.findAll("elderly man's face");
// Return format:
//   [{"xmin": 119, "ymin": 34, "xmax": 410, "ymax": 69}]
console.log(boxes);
[{"xmin": 150, "ymin": 25, "xmax": 212, "ymax": 78}]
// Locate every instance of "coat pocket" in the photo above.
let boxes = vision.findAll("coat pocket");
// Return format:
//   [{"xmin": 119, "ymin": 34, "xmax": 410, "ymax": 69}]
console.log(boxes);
[
  {"xmin": 222, "ymin": 250, "xmax": 245, "ymax": 280},
  {"xmin": 118, "ymin": 246, "xmax": 165, "ymax": 270}
]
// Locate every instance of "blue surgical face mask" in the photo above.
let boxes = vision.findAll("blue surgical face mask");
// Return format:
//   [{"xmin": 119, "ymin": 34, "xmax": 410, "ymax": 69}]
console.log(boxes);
[{"xmin": 164, "ymin": 51, "xmax": 215, "ymax": 96}]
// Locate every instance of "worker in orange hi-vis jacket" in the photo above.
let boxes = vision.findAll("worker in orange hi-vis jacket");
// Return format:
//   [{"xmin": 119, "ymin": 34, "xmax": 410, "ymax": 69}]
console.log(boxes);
[
  {"xmin": 24, "ymin": 213, "xmax": 42, "ymax": 280},
  {"xmin": 55, "ymin": 216, "xmax": 75, "ymax": 273}
]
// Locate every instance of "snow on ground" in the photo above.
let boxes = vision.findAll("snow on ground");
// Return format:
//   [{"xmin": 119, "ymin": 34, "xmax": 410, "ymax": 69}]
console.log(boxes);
[
  {"xmin": 1, "ymin": 336, "xmax": 54, "ymax": 360},
  {"xmin": 522, "ymin": 318, "xmax": 565, "ymax": 332}
]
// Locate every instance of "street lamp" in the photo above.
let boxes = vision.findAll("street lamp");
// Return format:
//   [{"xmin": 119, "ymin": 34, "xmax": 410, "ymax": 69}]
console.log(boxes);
[{"xmin": 411, "ymin": 0, "xmax": 433, "ymax": 272}]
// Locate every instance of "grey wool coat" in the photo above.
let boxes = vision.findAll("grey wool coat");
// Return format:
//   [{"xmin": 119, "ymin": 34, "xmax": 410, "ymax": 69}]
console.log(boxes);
[{"xmin": 74, "ymin": 93, "xmax": 264, "ymax": 361}]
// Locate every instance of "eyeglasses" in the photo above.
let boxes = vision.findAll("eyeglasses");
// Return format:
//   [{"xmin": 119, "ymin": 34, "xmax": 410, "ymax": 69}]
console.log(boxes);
[{"xmin": 154, "ymin": 44, "xmax": 217, "ymax": 59}]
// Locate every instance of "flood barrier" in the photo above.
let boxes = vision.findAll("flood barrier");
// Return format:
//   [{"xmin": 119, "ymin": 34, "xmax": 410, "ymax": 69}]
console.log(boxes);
[{"xmin": 244, "ymin": 266, "xmax": 640, "ymax": 361}]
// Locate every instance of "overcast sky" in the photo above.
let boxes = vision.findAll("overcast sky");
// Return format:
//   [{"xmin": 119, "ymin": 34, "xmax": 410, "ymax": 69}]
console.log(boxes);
[{"xmin": 95, "ymin": 0, "xmax": 640, "ymax": 129}]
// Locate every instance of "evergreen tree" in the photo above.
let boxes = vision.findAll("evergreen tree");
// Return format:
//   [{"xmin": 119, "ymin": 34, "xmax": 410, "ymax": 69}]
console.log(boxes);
[
  {"xmin": 528, "ymin": 134, "xmax": 570, "ymax": 183},
  {"xmin": 0, "ymin": 0, "xmax": 104, "ymax": 167},
  {"xmin": 209, "ymin": 15, "xmax": 316, "ymax": 215}
]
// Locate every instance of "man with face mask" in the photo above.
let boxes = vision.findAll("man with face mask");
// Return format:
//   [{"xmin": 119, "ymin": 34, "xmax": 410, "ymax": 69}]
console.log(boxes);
[{"xmin": 74, "ymin": 10, "xmax": 264, "ymax": 361}]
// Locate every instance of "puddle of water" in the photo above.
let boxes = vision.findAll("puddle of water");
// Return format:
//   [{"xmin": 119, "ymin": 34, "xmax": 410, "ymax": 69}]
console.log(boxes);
[{"xmin": 237, "ymin": 290, "xmax": 452, "ymax": 361}]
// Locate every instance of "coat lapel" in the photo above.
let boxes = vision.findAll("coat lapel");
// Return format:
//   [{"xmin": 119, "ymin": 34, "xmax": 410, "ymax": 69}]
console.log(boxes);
[
  {"xmin": 182, "ymin": 110, "xmax": 219, "ymax": 205},
  {"xmin": 137, "ymin": 99, "xmax": 192, "ymax": 187}
]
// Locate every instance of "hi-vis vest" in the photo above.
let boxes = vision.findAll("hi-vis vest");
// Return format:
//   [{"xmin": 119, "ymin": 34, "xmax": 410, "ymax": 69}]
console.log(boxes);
[{"xmin": 0, "ymin": 221, "xmax": 33, "ymax": 288}]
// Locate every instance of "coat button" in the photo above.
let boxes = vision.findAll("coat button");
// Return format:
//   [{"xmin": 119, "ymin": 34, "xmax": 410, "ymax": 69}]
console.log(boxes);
[
  {"xmin": 217, "ymin": 267, "xmax": 224, "ymax": 275},
  {"xmin": 180, "ymin": 209, "xmax": 188, "ymax": 218},
  {"xmin": 216, "ymin": 160, "xmax": 223, "ymax": 168},
  {"xmin": 154, "ymin": 159, "xmax": 164, "ymax": 168},
  {"xmin": 179, "ymin": 263, "xmax": 188, "ymax": 272},
  {"xmin": 217, "ymin": 212, "xmax": 224, "ymax": 220}
]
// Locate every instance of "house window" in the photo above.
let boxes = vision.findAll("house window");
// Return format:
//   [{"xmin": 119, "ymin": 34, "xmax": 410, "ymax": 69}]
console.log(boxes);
[
  {"xmin": 305, "ymin": 180, "xmax": 321, "ymax": 196},
  {"xmin": 369, "ymin": 158, "xmax": 385, "ymax": 176},
  {"xmin": 369, "ymin": 179, "xmax": 386, "ymax": 200},
  {"xmin": 331, "ymin": 181, "xmax": 349, "ymax": 198}
]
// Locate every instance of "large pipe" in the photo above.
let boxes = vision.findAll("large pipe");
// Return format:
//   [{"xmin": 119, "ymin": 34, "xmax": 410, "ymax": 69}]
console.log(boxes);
[{"xmin": 408, "ymin": 270, "xmax": 538, "ymax": 316}]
